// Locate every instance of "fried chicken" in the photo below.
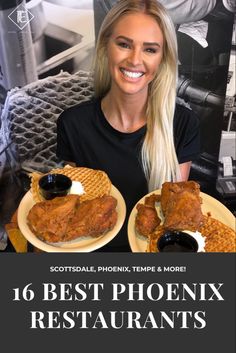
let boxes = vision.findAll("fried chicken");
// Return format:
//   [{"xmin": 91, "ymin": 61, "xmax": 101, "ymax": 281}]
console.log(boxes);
[
  {"xmin": 161, "ymin": 181, "xmax": 201, "ymax": 215},
  {"xmin": 135, "ymin": 194, "xmax": 161, "ymax": 237},
  {"xmin": 161, "ymin": 181, "xmax": 203, "ymax": 231},
  {"xmin": 65, "ymin": 195, "xmax": 117, "ymax": 240},
  {"xmin": 27, "ymin": 194, "xmax": 117, "ymax": 243},
  {"xmin": 27, "ymin": 194, "xmax": 79, "ymax": 242}
]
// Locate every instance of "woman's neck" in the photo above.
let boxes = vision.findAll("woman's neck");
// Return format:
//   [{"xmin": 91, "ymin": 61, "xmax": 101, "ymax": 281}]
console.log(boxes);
[{"xmin": 101, "ymin": 90, "xmax": 147, "ymax": 133}]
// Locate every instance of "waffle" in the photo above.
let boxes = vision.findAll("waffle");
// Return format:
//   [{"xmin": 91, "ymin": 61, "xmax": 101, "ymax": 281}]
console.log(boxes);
[
  {"xmin": 147, "ymin": 216, "xmax": 236, "ymax": 253},
  {"xmin": 30, "ymin": 166, "xmax": 112, "ymax": 203},
  {"xmin": 200, "ymin": 215, "xmax": 236, "ymax": 252},
  {"xmin": 147, "ymin": 225, "xmax": 165, "ymax": 253}
]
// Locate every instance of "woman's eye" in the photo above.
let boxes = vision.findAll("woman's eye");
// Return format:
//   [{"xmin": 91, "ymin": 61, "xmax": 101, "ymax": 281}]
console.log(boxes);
[
  {"xmin": 145, "ymin": 48, "xmax": 157, "ymax": 54},
  {"xmin": 117, "ymin": 42, "xmax": 130, "ymax": 49}
]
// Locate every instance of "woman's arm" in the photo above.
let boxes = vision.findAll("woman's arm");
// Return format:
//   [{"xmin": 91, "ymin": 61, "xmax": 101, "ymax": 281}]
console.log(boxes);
[{"xmin": 179, "ymin": 161, "xmax": 192, "ymax": 181}]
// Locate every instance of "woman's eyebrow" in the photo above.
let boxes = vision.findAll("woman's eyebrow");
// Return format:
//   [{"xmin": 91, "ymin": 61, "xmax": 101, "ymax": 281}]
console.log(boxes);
[
  {"xmin": 115, "ymin": 35, "xmax": 133, "ymax": 42},
  {"xmin": 115, "ymin": 35, "xmax": 161, "ymax": 47},
  {"xmin": 143, "ymin": 41, "xmax": 161, "ymax": 47}
]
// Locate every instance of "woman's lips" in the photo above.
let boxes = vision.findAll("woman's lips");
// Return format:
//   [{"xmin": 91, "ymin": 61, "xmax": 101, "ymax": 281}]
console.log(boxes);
[{"xmin": 120, "ymin": 68, "xmax": 145, "ymax": 79}]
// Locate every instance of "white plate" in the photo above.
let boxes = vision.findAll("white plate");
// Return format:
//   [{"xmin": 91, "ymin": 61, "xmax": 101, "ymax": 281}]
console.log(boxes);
[
  {"xmin": 18, "ymin": 185, "xmax": 126, "ymax": 252},
  {"xmin": 128, "ymin": 190, "xmax": 235, "ymax": 252}
]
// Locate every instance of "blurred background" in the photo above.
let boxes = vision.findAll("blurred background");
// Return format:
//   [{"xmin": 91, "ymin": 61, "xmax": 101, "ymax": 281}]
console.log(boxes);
[{"xmin": 0, "ymin": 0, "xmax": 95, "ymax": 101}]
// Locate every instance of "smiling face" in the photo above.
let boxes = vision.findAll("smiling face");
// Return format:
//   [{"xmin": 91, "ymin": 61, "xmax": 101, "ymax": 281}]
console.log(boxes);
[{"xmin": 106, "ymin": 12, "xmax": 164, "ymax": 97}]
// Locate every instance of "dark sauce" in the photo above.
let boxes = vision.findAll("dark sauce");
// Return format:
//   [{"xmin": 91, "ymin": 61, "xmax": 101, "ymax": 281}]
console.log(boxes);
[
  {"xmin": 157, "ymin": 231, "xmax": 198, "ymax": 253},
  {"xmin": 42, "ymin": 182, "xmax": 66, "ymax": 192},
  {"xmin": 41, "ymin": 182, "xmax": 68, "ymax": 199},
  {"xmin": 39, "ymin": 174, "xmax": 72, "ymax": 200}
]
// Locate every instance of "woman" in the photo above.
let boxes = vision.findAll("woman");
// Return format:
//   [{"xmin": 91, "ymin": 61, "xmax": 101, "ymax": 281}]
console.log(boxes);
[{"xmin": 56, "ymin": 0, "xmax": 200, "ymax": 251}]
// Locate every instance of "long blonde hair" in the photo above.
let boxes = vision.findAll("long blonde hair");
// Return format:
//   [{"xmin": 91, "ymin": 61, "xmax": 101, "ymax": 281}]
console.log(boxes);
[{"xmin": 94, "ymin": 0, "xmax": 181, "ymax": 191}]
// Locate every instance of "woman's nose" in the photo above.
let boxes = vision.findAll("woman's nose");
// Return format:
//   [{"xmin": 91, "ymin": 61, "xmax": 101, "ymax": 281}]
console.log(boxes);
[{"xmin": 127, "ymin": 48, "xmax": 142, "ymax": 66}]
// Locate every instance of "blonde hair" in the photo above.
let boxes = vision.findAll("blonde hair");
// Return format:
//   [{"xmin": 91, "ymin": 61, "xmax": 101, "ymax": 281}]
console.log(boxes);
[{"xmin": 94, "ymin": 0, "xmax": 181, "ymax": 191}]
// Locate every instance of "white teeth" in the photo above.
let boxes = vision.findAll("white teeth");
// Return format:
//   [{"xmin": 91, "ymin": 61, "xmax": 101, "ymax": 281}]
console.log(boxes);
[{"xmin": 121, "ymin": 69, "xmax": 143, "ymax": 78}]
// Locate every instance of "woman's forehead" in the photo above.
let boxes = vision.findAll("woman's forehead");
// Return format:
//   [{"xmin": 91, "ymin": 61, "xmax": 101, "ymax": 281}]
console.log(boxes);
[{"xmin": 111, "ymin": 12, "xmax": 163, "ymax": 43}]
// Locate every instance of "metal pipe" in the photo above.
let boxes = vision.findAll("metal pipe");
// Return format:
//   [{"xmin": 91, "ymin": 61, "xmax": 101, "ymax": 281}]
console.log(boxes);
[{"xmin": 177, "ymin": 76, "xmax": 225, "ymax": 107}]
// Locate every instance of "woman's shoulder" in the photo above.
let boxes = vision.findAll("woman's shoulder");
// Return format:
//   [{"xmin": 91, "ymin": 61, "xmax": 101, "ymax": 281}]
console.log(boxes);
[
  {"xmin": 174, "ymin": 101, "xmax": 199, "ymax": 125},
  {"xmin": 60, "ymin": 97, "xmax": 98, "ymax": 118},
  {"xmin": 175, "ymin": 100, "xmax": 194, "ymax": 115},
  {"xmin": 173, "ymin": 101, "xmax": 200, "ymax": 140}
]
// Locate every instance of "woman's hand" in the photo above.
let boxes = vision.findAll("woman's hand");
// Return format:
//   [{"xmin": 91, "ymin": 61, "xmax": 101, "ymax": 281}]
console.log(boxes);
[
  {"xmin": 179, "ymin": 161, "xmax": 192, "ymax": 181},
  {"xmin": 64, "ymin": 161, "xmax": 76, "ymax": 167}
]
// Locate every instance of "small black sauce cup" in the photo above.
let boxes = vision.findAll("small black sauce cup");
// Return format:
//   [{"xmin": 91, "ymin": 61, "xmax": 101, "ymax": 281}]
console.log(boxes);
[
  {"xmin": 39, "ymin": 174, "xmax": 72, "ymax": 200},
  {"xmin": 157, "ymin": 231, "xmax": 199, "ymax": 253}
]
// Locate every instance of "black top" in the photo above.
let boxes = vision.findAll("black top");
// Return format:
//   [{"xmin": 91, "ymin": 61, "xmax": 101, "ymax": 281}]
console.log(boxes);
[{"xmin": 56, "ymin": 98, "xmax": 200, "ymax": 251}]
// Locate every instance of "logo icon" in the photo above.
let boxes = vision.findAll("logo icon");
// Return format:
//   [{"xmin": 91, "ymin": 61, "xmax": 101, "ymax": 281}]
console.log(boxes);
[{"xmin": 8, "ymin": 3, "xmax": 34, "ymax": 30}]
